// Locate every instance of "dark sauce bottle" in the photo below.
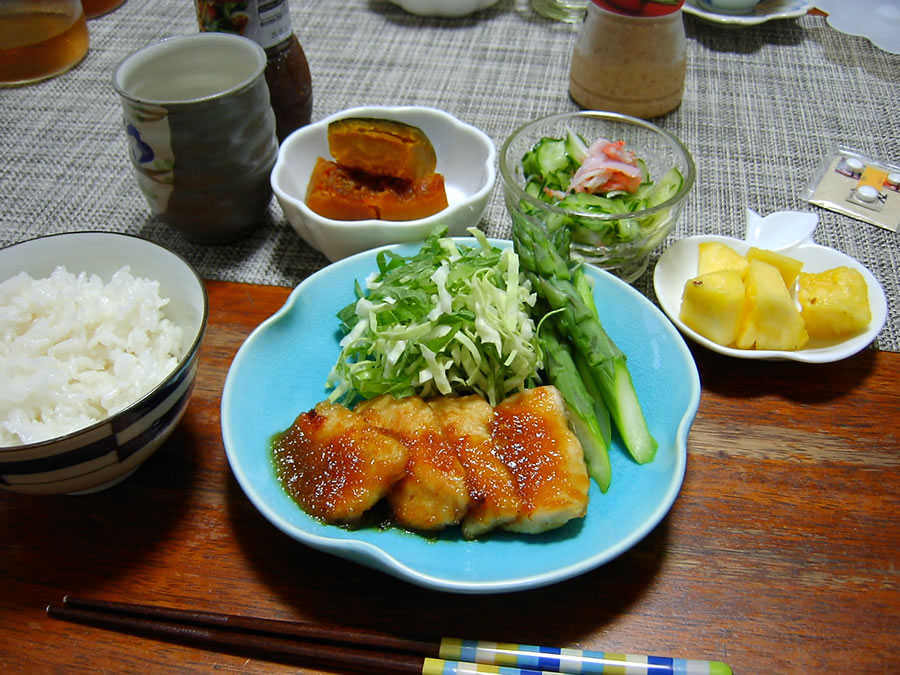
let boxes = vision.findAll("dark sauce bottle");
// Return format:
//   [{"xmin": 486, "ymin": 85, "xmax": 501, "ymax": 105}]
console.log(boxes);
[{"xmin": 195, "ymin": 0, "xmax": 313, "ymax": 142}]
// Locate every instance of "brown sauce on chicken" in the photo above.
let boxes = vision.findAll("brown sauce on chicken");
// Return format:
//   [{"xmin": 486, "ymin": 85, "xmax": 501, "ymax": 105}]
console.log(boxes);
[
  {"xmin": 272, "ymin": 401, "xmax": 408, "ymax": 524},
  {"xmin": 272, "ymin": 387, "xmax": 588, "ymax": 537}
]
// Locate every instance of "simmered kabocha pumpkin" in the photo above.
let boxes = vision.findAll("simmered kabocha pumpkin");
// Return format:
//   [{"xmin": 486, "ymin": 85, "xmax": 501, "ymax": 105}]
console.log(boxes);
[
  {"xmin": 328, "ymin": 117, "xmax": 437, "ymax": 181},
  {"xmin": 305, "ymin": 157, "xmax": 448, "ymax": 222},
  {"xmin": 305, "ymin": 118, "xmax": 448, "ymax": 221}
]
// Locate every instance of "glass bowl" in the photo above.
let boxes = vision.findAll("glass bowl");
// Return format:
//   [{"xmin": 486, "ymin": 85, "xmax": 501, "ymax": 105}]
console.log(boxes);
[{"xmin": 499, "ymin": 110, "xmax": 695, "ymax": 283}]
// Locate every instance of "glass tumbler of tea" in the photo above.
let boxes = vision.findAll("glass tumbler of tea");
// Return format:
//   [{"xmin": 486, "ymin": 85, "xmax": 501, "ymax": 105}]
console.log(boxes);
[{"xmin": 0, "ymin": 0, "xmax": 89, "ymax": 87}]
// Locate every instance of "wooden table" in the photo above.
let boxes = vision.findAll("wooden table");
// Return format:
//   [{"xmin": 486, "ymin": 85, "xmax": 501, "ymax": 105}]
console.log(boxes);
[{"xmin": 2, "ymin": 280, "xmax": 897, "ymax": 674}]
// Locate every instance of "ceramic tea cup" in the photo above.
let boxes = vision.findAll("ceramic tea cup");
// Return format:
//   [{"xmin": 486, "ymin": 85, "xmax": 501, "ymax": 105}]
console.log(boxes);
[{"xmin": 113, "ymin": 33, "xmax": 277, "ymax": 244}]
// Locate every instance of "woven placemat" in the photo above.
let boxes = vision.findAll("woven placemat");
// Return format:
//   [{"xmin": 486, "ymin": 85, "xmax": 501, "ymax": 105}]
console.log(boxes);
[{"xmin": 1, "ymin": 1, "xmax": 897, "ymax": 351}]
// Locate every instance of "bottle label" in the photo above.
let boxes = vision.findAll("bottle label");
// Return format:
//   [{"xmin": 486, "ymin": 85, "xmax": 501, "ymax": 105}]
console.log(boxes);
[{"xmin": 195, "ymin": 0, "xmax": 293, "ymax": 49}]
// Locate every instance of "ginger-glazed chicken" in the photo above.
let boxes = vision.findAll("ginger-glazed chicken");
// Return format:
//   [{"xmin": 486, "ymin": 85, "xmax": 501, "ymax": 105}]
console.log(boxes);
[
  {"xmin": 491, "ymin": 386, "xmax": 590, "ymax": 534},
  {"xmin": 428, "ymin": 395, "xmax": 522, "ymax": 539},
  {"xmin": 356, "ymin": 394, "xmax": 469, "ymax": 532},
  {"xmin": 273, "ymin": 386, "xmax": 590, "ymax": 538},
  {"xmin": 272, "ymin": 401, "xmax": 409, "ymax": 524}
]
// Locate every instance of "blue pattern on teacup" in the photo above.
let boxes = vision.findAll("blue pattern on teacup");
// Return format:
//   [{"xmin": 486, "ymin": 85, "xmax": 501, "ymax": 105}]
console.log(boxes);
[{"xmin": 126, "ymin": 124, "xmax": 155, "ymax": 165}]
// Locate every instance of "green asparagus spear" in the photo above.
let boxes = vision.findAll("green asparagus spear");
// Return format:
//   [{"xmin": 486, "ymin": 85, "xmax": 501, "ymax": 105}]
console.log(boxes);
[
  {"xmin": 513, "ymin": 214, "xmax": 658, "ymax": 464},
  {"xmin": 540, "ymin": 316, "xmax": 612, "ymax": 492}
]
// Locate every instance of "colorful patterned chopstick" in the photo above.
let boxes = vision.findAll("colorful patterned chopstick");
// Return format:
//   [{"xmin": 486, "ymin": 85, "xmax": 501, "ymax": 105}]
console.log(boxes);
[{"xmin": 433, "ymin": 638, "xmax": 733, "ymax": 675}]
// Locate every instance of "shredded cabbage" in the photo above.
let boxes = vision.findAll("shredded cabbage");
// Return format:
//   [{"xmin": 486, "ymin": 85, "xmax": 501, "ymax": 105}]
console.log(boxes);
[{"xmin": 327, "ymin": 228, "xmax": 542, "ymax": 406}]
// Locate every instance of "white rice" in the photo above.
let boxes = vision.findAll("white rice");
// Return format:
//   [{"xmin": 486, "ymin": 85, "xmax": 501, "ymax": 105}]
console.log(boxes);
[{"xmin": 0, "ymin": 266, "xmax": 184, "ymax": 447}]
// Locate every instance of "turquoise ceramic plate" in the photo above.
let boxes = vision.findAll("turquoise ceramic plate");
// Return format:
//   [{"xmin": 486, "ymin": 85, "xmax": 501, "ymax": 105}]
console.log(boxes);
[{"xmin": 221, "ymin": 238, "xmax": 700, "ymax": 594}]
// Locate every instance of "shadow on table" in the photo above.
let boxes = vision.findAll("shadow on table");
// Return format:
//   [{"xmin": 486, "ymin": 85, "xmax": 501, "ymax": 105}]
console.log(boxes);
[
  {"xmin": 0, "ymin": 423, "xmax": 200, "ymax": 599},
  {"xmin": 134, "ymin": 205, "xmax": 330, "ymax": 289},
  {"xmin": 224, "ymin": 467, "xmax": 671, "ymax": 655},
  {"xmin": 689, "ymin": 341, "xmax": 878, "ymax": 404}
]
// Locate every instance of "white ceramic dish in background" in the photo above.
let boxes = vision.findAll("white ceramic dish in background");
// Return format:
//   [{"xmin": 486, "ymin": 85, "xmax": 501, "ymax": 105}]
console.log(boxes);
[
  {"xmin": 683, "ymin": 0, "xmax": 810, "ymax": 25},
  {"xmin": 222, "ymin": 238, "xmax": 699, "ymax": 593},
  {"xmin": 272, "ymin": 106, "xmax": 496, "ymax": 262},
  {"xmin": 653, "ymin": 210, "xmax": 888, "ymax": 363},
  {"xmin": 387, "ymin": 0, "xmax": 500, "ymax": 16},
  {"xmin": 813, "ymin": 0, "xmax": 900, "ymax": 55},
  {"xmin": 696, "ymin": 0, "xmax": 763, "ymax": 15},
  {"xmin": 0, "ymin": 232, "xmax": 208, "ymax": 495}
]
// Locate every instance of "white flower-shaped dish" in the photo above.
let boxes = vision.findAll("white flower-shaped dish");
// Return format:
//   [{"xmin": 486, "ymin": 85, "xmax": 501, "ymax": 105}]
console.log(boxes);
[
  {"xmin": 654, "ymin": 209, "xmax": 888, "ymax": 362},
  {"xmin": 272, "ymin": 106, "xmax": 496, "ymax": 262},
  {"xmin": 387, "ymin": 0, "xmax": 500, "ymax": 16},
  {"xmin": 683, "ymin": 0, "xmax": 811, "ymax": 26},
  {"xmin": 813, "ymin": 0, "xmax": 900, "ymax": 55}
]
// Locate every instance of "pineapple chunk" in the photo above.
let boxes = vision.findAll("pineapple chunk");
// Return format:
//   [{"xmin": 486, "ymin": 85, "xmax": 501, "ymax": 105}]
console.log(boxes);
[
  {"xmin": 735, "ymin": 259, "xmax": 808, "ymax": 350},
  {"xmin": 747, "ymin": 247, "xmax": 804, "ymax": 289},
  {"xmin": 797, "ymin": 266, "xmax": 871, "ymax": 339},
  {"xmin": 698, "ymin": 241, "xmax": 749, "ymax": 277},
  {"xmin": 680, "ymin": 270, "xmax": 745, "ymax": 346}
]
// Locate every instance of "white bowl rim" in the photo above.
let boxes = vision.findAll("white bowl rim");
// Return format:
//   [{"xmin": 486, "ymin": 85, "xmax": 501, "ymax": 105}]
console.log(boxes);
[
  {"xmin": 387, "ymin": 0, "xmax": 500, "ymax": 16},
  {"xmin": 653, "ymin": 233, "xmax": 889, "ymax": 362},
  {"xmin": 0, "ymin": 231, "xmax": 209, "ymax": 452},
  {"xmin": 271, "ymin": 105, "xmax": 497, "ymax": 232},
  {"xmin": 498, "ymin": 110, "xmax": 696, "ymax": 221}
]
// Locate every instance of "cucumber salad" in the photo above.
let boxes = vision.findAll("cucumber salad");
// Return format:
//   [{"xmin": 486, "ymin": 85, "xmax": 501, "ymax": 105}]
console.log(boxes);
[{"xmin": 520, "ymin": 131, "xmax": 684, "ymax": 249}]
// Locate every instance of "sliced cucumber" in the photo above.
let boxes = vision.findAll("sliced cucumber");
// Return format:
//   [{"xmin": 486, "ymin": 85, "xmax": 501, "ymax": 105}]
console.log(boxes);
[
  {"xmin": 565, "ymin": 129, "xmax": 589, "ymax": 165},
  {"xmin": 559, "ymin": 192, "xmax": 626, "ymax": 214},
  {"xmin": 535, "ymin": 139, "xmax": 569, "ymax": 175},
  {"xmin": 646, "ymin": 167, "xmax": 683, "ymax": 207}
]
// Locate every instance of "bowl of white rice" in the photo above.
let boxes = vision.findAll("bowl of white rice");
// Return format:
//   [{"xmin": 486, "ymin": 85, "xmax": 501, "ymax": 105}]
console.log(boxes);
[{"xmin": 0, "ymin": 232, "xmax": 208, "ymax": 495}]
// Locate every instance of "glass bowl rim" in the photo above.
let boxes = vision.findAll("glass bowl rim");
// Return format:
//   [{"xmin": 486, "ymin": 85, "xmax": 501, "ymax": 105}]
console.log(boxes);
[{"xmin": 498, "ymin": 110, "xmax": 696, "ymax": 222}]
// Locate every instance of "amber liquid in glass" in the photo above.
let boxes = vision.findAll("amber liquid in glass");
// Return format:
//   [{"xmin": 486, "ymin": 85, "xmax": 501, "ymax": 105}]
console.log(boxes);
[
  {"xmin": 0, "ymin": 10, "xmax": 89, "ymax": 86},
  {"xmin": 82, "ymin": 0, "xmax": 126, "ymax": 19}
]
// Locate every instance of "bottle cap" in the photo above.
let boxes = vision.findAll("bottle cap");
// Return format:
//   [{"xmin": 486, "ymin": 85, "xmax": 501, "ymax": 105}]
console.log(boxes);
[{"xmin": 592, "ymin": 0, "xmax": 685, "ymax": 16}]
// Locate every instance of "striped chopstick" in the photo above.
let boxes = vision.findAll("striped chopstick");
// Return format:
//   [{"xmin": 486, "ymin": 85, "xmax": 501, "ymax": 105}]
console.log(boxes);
[{"xmin": 47, "ymin": 596, "xmax": 732, "ymax": 675}]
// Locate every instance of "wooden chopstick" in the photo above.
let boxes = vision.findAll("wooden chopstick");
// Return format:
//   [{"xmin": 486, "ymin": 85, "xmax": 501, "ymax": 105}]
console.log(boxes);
[
  {"xmin": 47, "ymin": 597, "xmax": 429, "ymax": 674},
  {"xmin": 61, "ymin": 595, "xmax": 435, "ymax": 657},
  {"xmin": 47, "ymin": 596, "xmax": 734, "ymax": 675}
]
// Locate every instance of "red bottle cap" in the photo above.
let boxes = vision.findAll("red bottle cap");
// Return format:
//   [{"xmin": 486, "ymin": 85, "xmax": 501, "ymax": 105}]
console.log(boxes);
[{"xmin": 592, "ymin": 0, "xmax": 685, "ymax": 16}]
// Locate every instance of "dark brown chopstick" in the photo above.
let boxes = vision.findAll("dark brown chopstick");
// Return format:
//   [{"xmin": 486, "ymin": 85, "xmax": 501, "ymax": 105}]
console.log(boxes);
[
  {"xmin": 47, "ymin": 596, "xmax": 734, "ymax": 675},
  {"xmin": 47, "ymin": 596, "xmax": 433, "ymax": 674},
  {"xmin": 62, "ymin": 595, "xmax": 436, "ymax": 656}
]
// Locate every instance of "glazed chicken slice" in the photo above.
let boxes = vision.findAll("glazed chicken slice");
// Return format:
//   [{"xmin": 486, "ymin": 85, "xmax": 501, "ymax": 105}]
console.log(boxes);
[
  {"xmin": 272, "ymin": 401, "xmax": 409, "ymax": 524},
  {"xmin": 428, "ymin": 395, "xmax": 522, "ymax": 540},
  {"xmin": 356, "ymin": 394, "xmax": 469, "ymax": 531},
  {"xmin": 491, "ymin": 386, "xmax": 590, "ymax": 534}
]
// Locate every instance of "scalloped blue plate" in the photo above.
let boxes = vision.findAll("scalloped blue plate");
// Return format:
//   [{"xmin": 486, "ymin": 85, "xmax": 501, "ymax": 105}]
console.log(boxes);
[{"xmin": 221, "ymin": 238, "xmax": 700, "ymax": 594}]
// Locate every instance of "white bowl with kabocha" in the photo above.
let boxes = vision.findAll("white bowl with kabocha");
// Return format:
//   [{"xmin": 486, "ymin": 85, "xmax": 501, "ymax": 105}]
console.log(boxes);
[
  {"xmin": 271, "ymin": 106, "xmax": 496, "ymax": 262},
  {"xmin": 653, "ymin": 215, "xmax": 888, "ymax": 362},
  {"xmin": 222, "ymin": 228, "xmax": 700, "ymax": 593}
]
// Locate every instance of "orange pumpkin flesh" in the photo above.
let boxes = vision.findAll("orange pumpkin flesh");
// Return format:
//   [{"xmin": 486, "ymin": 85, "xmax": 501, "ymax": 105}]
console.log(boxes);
[
  {"xmin": 305, "ymin": 158, "xmax": 448, "ymax": 222},
  {"xmin": 328, "ymin": 117, "xmax": 437, "ymax": 181}
]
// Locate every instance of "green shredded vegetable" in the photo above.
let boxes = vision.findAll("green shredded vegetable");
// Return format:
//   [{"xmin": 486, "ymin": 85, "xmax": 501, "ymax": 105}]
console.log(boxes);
[
  {"xmin": 327, "ymin": 227, "xmax": 543, "ymax": 407},
  {"xmin": 521, "ymin": 132, "xmax": 684, "ymax": 249}
]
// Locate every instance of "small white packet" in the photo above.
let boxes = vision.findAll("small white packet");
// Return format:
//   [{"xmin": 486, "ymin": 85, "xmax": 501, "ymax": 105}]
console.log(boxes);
[{"xmin": 801, "ymin": 145, "xmax": 900, "ymax": 233}]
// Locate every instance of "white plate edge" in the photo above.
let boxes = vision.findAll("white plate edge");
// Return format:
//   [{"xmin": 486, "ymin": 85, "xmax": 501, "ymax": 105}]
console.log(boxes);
[{"xmin": 652, "ymin": 234, "xmax": 888, "ymax": 362}]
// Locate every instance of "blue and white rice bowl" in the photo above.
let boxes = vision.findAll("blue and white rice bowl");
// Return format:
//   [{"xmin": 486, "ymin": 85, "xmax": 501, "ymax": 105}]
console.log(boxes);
[{"xmin": 0, "ymin": 232, "xmax": 208, "ymax": 495}]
